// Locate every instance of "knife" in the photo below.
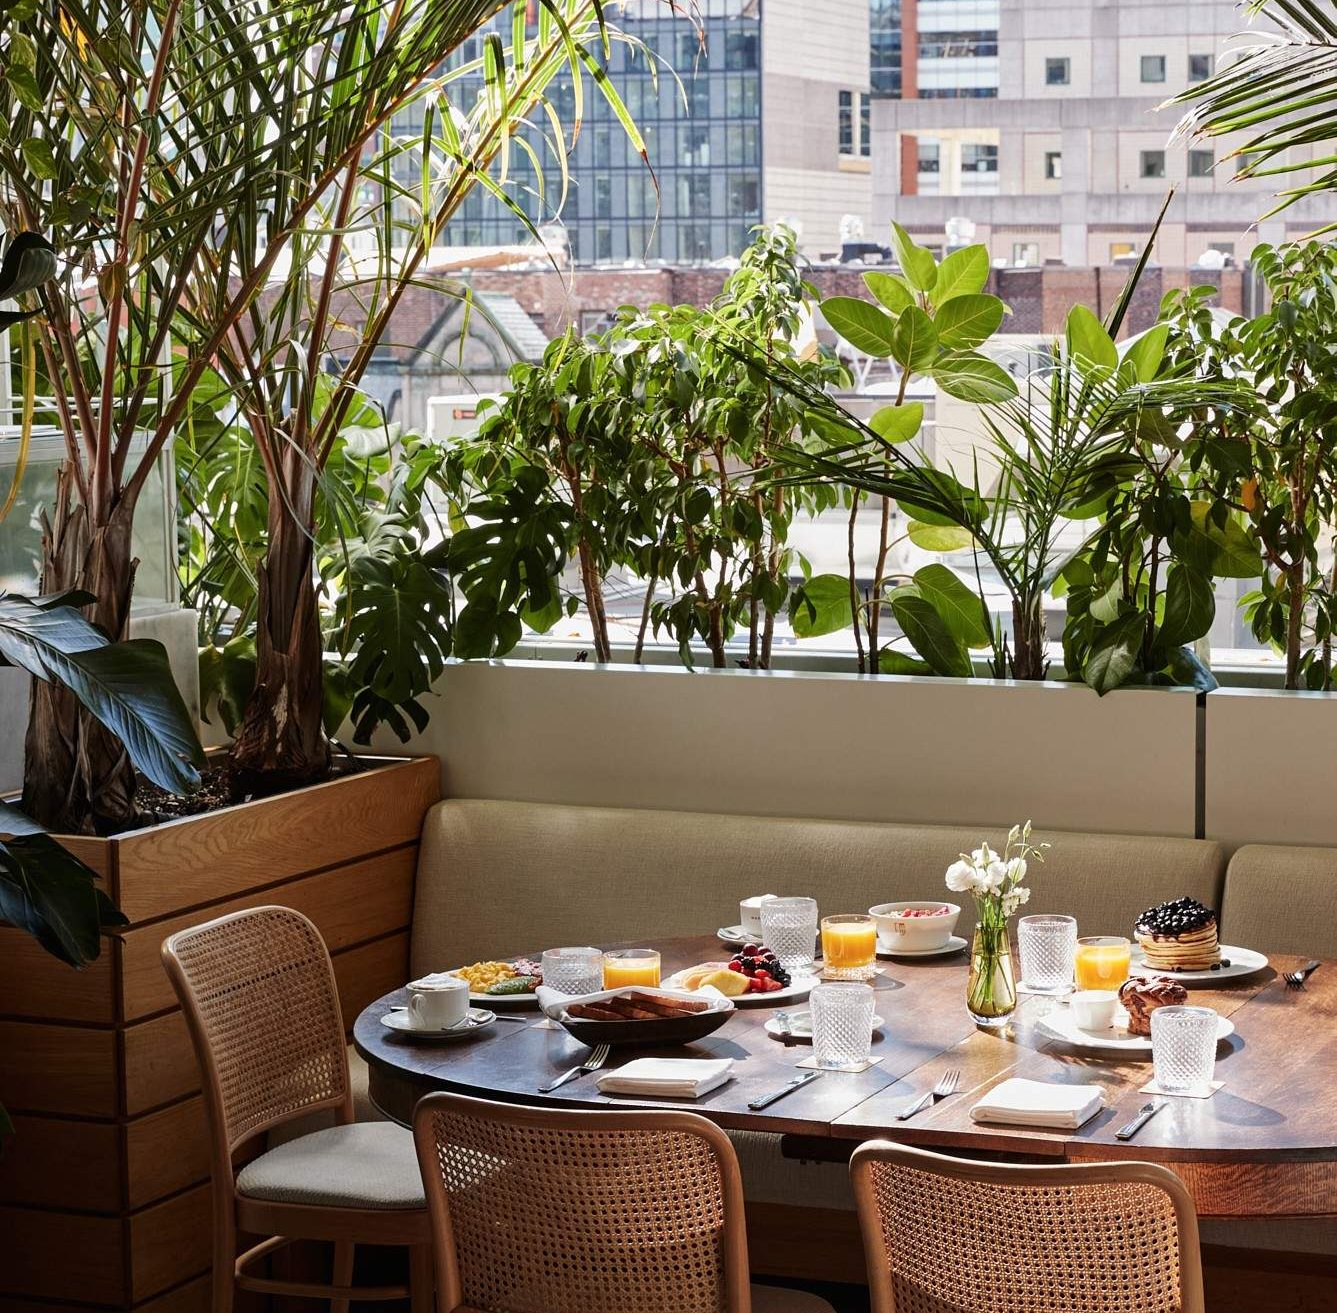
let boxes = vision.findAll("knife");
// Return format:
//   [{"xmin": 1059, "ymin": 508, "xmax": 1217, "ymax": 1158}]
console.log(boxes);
[
  {"xmin": 748, "ymin": 1070, "xmax": 822, "ymax": 1110},
  {"xmin": 1115, "ymin": 1100, "xmax": 1165, "ymax": 1141}
]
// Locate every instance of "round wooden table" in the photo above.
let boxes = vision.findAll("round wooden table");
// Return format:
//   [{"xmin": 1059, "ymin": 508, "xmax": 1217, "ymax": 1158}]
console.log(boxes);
[{"xmin": 355, "ymin": 935, "xmax": 1337, "ymax": 1219}]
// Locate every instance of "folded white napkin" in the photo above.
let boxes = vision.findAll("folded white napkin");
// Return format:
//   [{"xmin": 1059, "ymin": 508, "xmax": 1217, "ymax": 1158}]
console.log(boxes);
[
  {"xmin": 970, "ymin": 1077, "xmax": 1104, "ymax": 1129},
  {"xmin": 596, "ymin": 1057, "xmax": 733, "ymax": 1099}
]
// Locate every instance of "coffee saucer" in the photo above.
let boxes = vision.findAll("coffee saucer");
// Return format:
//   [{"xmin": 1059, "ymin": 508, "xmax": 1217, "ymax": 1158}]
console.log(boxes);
[{"xmin": 381, "ymin": 1007, "xmax": 496, "ymax": 1040}]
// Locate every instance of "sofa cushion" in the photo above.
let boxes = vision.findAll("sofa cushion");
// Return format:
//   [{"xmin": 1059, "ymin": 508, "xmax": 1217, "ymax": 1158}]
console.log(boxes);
[
  {"xmin": 1222, "ymin": 845, "xmax": 1337, "ymax": 958},
  {"xmin": 411, "ymin": 800, "xmax": 1224, "ymax": 975}
]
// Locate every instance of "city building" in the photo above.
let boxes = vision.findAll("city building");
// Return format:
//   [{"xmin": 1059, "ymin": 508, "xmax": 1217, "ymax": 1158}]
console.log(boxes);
[
  {"xmin": 438, "ymin": 0, "xmax": 871, "ymax": 263},
  {"xmin": 871, "ymin": 0, "xmax": 1330, "ymax": 266}
]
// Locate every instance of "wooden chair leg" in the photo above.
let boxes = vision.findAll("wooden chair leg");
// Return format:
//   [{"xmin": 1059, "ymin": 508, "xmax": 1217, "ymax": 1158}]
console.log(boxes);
[
  {"xmin": 330, "ymin": 1240, "xmax": 355, "ymax": 1313},
  {"xmin": 409, "ymin": 1243, "xmax": 435, "ymax": 1313}
]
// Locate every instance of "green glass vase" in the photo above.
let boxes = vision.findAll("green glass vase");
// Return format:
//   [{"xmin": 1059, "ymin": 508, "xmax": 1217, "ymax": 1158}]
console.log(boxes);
[{"xmin": 967, "ymin": 925, "xmax": 1017, "ymax": 1026}]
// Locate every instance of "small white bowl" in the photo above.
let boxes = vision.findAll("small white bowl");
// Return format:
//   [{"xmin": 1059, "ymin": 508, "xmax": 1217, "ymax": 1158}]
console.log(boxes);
[{"xmin": 869, "ymin": 901, "xmax": 961, "ymax": 953}]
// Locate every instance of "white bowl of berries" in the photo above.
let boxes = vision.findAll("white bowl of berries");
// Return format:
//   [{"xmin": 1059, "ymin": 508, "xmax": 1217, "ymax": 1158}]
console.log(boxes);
[{"xmin": 869, "ymin": 901, "xmax": 961, "ymax": 953}]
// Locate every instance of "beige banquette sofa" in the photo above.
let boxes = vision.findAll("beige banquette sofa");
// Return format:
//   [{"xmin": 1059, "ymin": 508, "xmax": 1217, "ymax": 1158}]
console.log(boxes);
[{"xmin": 361, "ymin": 799, "xmax": 1337, "ymax": 1262}]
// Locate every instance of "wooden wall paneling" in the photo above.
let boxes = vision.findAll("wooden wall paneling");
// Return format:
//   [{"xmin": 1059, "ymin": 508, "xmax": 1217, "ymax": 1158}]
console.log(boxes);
[
  {"xmin": 0, "ymin": 1113, "xmax": 122, "ymax": 1211},
  {"xmin": 0, "ymin": 1020, "xmax": 118, "ymax": 1116},
  {"xmin": 127, "ymin": 1182, "xmax": 213, "ymax": 1304},
  {"xmin": 0, "ymin": 1207, "xmax": 126, "ymax": 1304},
  {"xmin": 117, "ymin": 846, "xmax": 417, "ymax": 1022},
  {"xmin": 111, "ymin": 757, "xmax": 439, "ymax": 921},
  {"xmin": 0, "ymin": 926, "xmax": 116, "ymax": 1023},
  {"xmin": 122, "ymin": 1009, "xmax": 196, "ymax": 1117},
  {"xmin": 125, "ymin": 1095, "xmax": 211, "ymax": 1210}
]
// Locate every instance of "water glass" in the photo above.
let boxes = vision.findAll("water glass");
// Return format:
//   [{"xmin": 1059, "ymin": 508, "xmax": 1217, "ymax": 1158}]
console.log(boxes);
[
  {"xmin": 810, "ymin": 981, "xmax": 876, "ymax": 1071},
  {"xmin": 541, "ymin": 947, "xmax": 603, "ymax": 996},
  {"xmin": 761, "ymin": 896, "xmax": 819, "ymax": 973},
  {"xmin": 1151, "ymin": 1005, "xmax": 1219, "ymax": 1095},
  {"xmin": 1018, "ymin": 915, "xmax": 1077, "ymax": 994}
]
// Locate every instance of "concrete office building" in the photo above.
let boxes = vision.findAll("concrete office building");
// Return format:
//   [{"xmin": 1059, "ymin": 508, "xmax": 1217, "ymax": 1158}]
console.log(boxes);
[{"xmin": 871, "ymin": 0, "xmax": 1328, "ymax": 266}]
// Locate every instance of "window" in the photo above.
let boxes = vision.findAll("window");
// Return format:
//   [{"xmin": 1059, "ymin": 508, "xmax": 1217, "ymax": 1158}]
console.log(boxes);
[
  {"xmin": 962, "ymin": 143, "xmax": 998, "ymax": 174},
  {"xmin": 838, "ymin": 90, "xmax": 871, "ymax": 157},
  {"xmin": 1110, "ymin": 242, "xmax": 1136, "ymax": 260},
  {"xmin": 1189, "ymin": 53, "xmax": 1213, "ymax": 82},
  {"xmin": 1044, "ymin": 150, "xmax": 1062, "ymax": 180},
  {"xmin": 1140, "ymin": 150, "xmax": 1166, "ymax": 179},
  {"xmin": 1188, "ymin": 149, "xmax": 1214, "ymax": 178},
  {"xmin": 919, "ymin": 31, "xmax": 999, "ymax": 59},
  {"xmin": 918, "ymin": 142, "xmax": 941, "ymax": 173},
  {"xmin": 1208, "ymin": 242, "xmax": 1236, "ymax": 257},
  {"xmin": 1045, "ymin": 57, "xmax": 1070, "ymax": 86},
  {"xmin": 1140, "ymin": 55, "xmax": 1166, "ymax": 83},
  {"xmin": 1013, "ymin": 242, "xmax": 1040, "ymax": 267}
]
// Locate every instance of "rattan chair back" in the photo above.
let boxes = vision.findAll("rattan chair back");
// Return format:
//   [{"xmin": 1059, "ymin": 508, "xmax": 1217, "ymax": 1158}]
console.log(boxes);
[
  {"xmin": 413, "ymin": 1092, "xmax": 752, "ymax": 1313},
  {"xmin": 850, "ymin": 1141, "xmax": 1205, "ymax": 1313},
  {"xmin": 162, "ymin": 905, "xmax": 352, "ymax": 1159}
]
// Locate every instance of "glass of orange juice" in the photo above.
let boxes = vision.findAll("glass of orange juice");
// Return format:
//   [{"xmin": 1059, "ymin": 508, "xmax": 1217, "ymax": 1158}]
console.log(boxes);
[
  {"xmin": 1074, "ymin": 936, "xmax": 1131, "ymax": 991},
  {"xmin": 821, "ymin": 915, "xmax": 879, "ymax": 981},
  {"xmin": 602, "ymin": 948, "xmax": 661, "ymax": 989}
]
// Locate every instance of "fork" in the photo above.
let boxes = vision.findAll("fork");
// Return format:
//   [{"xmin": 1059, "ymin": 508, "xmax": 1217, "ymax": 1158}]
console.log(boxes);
[
  {"xmin": 539, "ymin": 1043, "xmax": 611, "ymax": 1093},
  {"xmin": 1284, "ymin": 960, "xmax": 1321, "ymax": 990},
  {"xmin": 896, "ymin": 1068, "xmax": 961, "ymax": 1121}
]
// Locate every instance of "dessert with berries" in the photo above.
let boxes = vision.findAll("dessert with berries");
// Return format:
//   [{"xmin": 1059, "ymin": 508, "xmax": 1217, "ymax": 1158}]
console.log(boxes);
[{"xmin": 1134, "ymin": 896, "xmax": 1221, "ymax": 972}]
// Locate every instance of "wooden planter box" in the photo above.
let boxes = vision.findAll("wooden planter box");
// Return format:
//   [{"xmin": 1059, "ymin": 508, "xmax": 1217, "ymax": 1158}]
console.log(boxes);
[{"xmin": 0, "ymin": 755, "xmax": 441, "ymax": 1313}]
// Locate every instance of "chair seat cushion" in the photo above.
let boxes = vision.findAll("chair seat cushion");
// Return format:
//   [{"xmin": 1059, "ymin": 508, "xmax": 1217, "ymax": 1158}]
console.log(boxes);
[
  {"xmin": 237, "ymin": 1122, "xmax": 425, "ymax": 1211},
  {"xmin": 751, "ymin": 1284, "xmax": 836, "ymax": 1312}
]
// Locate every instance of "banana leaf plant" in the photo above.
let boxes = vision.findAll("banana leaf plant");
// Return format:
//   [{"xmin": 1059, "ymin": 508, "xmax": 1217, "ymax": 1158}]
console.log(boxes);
[{"xmin": 1167, "ymin": 1, "xmax": 1337, "ymax": 229}]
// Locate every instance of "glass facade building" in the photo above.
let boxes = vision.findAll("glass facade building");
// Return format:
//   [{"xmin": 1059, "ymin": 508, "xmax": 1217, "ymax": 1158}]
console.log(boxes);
[
  {"xmin": 436, "ymin": 2, "xmax": 762, "ymax": 264},
  {"xmin": 870, "ymin": 0, "xmax": 904, "ymax": 98}
]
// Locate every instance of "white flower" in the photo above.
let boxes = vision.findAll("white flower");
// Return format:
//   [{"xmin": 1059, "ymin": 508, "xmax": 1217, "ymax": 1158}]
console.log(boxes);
[
  {"xmin": 1006, "ymin": 857, "xmax": 1028, "ymax": 886},
  {"xmin": 971, "ymin": 843, "xmax": 995, "ymax": 867},
  {"xmin": 984, "ymin": 860, "xmax": 1009, "ymax": 894},
  {"xmin": 1015, "ymin": 885, "xmax": 1031, "ymax": 906},
  {"xmin": 945, "ymin": 859, "xmax": 980, "ymax": 893}
]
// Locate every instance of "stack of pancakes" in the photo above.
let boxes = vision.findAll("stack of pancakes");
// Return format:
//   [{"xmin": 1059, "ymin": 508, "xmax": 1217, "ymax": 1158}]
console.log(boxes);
[{"xmin": 1134, "ymin": 896, "xmax": 1220, "ymax": 971}]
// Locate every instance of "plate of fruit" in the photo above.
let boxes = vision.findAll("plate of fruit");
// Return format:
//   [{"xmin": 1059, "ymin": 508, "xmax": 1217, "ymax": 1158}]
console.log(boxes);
[
  {"xmin": 664, "ymin": 945, "xmax": 818, "ymax": 1005},
  {"xmin": 449, "ymin": 959, "xmax": 545, "ymax": 1007}
]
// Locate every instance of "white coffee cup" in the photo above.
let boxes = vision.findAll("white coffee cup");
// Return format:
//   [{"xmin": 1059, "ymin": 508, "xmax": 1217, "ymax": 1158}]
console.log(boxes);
[
  {"xmin": 406, "ymin": 975, "xmax": 469, "ymax": 1031},
  {"xmin": 740, "ymin": 894, "xmax": 778, "ymax": 939},
  {"xmin": 1070, "ymin": 989, "xmax": 1118, "ymax": 1031}
]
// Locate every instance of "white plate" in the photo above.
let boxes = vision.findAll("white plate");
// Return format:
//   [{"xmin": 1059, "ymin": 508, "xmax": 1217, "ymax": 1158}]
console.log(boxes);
[
  {"xmin": 764, "ymin": 1010, "xmax": 884, "ymax": 1041},
  {"xmin": 382, "ymin": 1007, "xmax": 497, "ymax": 1040},
  {"xmin": 444, "ymin": 966, "xmax": 543, "ymax": 1008},
  {"xmin": 1129, "ymin": 944, "xmax": 1268, "ymax": 984},
  {"xmin": 1038, "ymin": 1006, "xmax": 1234, "ymax": 1054},
  {"xmin": 663, "ymin": 964, "xmax": 818, "ymax": 1006},
  {"xmin": 877, "ymin": 934, "xmax": 968, "ymax": 959}
]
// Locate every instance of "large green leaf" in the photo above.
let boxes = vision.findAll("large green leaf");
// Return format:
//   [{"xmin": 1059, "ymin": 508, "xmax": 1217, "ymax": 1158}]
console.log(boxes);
[
  {"xmin": 933, "ymin": 294, "xmax": 1004, "ymax": 350},
  {"xmin": 890, "ymin": 222, "xmax": 937, "ymax": 293},
  {"xmin": 862, "ymin": 270, "xmax": 914, "ymax": 315},
  {"xmin": 890, "ymin": 590, "xmax": 974, "ymax": 677},
  {"xmin": 1084, "ymin": 614, "xmax": 1143, "ymax": 694},
  {"xmin": 820, "ymin": 296, "xmax": 897, "ymax": 356},
  {"xmin": 913, "ymin": 564, "xmax": 992, "ymax": 648},
  {"xmin": 1159, "ymin": 564, "xmax": 1215, "ymax": 646},
  {"xmin": 905, "ymin": 520, "xmax": 977, "ymax": 552},
  {"xmin": 930, "ymin": 352, "xmax": 1019, "ymax": 403},
  {"xmin": 869, "ymin": 402, "xmax": 924, "ymax": 444},
  {"xmin": 0, "ymin": 232, "xmax": 55, "ymax": 326},
  {"xmin": 1121, "ymin": 324, "xmax": 1170, "ymax": 384},
  {"xmin": 790, "ymin": 573, "xmax": 854, "ymax": 639},
  {"xmin": 930, "ymin": 245, "xmax": 990, "ymax": 306},
  {"xmin": 0, "ymin": 828, "xmax": 126, "ymax": 967},
  {"xmin": 1065, "ymin": 304, "xmax": 1118, "ymax": 373},
  {"xmin": 1185, "ymin": 502, "xmax": 1263, "ymax": 578},
  {"xmin": 890, "ymin": 305, "xmax": 938, "ymax": 371}
]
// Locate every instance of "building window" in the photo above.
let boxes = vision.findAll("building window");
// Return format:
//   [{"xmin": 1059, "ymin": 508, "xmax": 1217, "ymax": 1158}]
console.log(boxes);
[
  {"xmin": 1013, "ymin": 242, "xmax": 1040, "ymax": 267},
  {"xmin": 962, "ymin": 143, "xmax": 999, "ymax": 174},
  {"xmin": 1110, "ymin": 242, "xmax": 1137, "ymax": 260},
  {"xmin": 919, "ymin": 30, "xmax": 999, "ymax": 59},
  {"xmin": 1140, "ymin": 150, "xmax": 1166, "ymax": 179},
  {"xmin": 918, "ymin": 142, "xmax": 941, "ymax": 173},
  {"xmin": 1189, "ymin": 53, "xmax": 1213, "ymax": 82},
  {"xmin": 838, "ymin": 90, "xmax": 871, "ymax": 157},
  {"xmin": 1045, "ymin": 57, "xmax": 1070, "ymax": 86},
  {"xmin": 1208, "ymin": 241, "xmax": 1236, "ymax": 257},
  {"xmin": 1140, "ymin": 55, "xmax": 1166, "ymax": 84},
  {"xmin": 1188, "ymin": 149, "xmax": 1214, "ymax": 178},
  {"xmin": 1044, "ymin": 150, "xmax": 1062, "ymax": 180}
]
